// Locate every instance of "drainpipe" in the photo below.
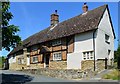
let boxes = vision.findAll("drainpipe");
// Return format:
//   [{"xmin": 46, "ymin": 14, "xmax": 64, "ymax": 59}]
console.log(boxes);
[{"xmin": 93, "ymin": 29, "xmax": 97, "ymax": 71}]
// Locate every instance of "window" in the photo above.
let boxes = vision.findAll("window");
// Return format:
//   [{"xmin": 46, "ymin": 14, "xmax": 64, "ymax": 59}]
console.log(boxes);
[
  {"xmin": 32, "ymin": 56, "xmax": 38, "ymax": 63},
  {"xmin": 105, "ymin": 34, "xmax": 110, "ymax": 44},
  {"xmin": 90, "ymin": 51, "xmax": 94, "ymax": 59},
  {"xmin": 108, "ymin": 50, "xmax": 111, "ymax": 55},
  {"xmin": 83, "ymin": 52, "xmax": 86, "ymax": 60},
  {"xmin": 18, "ymin": 58, "xmax": 24, "ymax": 64},
  {"xmin": 53, "ymin": 52, "xmax": 62, "ymax": 61},
  {"xmin": 83, "ymin": 51, "xmax": 94, "ymax": 60},
  {"xmin": 52, "ymin": 39, "xmax": 61, "ymax": 46},
  {"xmin": 32, "ymin": 46, "xmax": 38, "ymax": 51}
]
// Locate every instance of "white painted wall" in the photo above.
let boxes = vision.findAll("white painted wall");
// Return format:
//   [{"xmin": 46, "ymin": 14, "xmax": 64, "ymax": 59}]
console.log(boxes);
[
  {"xmin": 67, "ymin": 8, "xmax": 115, "ymax": 69},
  {"xmin": 9, "ymin": 55, "xmax": 16, "ymax": 63},
  {"xmin": 67, "ymin": 31, "xmax": 94, "ymax": 69},
  {"xmin": 74, "ymin": 31, "xmax": 94, "ymax": 53},
  {"xmin": 67, "ymin": 52, "xmax": 82, "ymax": 69},
  {"xmin": 96, "ymin": 9, "xmax": 114, "ymax": 64},
  {"xmin": 27, "ymin": 56, "xmax": 30, "ymax": 65}
]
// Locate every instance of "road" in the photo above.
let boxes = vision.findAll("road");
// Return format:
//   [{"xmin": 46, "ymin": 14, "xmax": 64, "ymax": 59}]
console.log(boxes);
[{"xmin": 0, "ymin": 70, "xmax": 119, "ymax": 84}]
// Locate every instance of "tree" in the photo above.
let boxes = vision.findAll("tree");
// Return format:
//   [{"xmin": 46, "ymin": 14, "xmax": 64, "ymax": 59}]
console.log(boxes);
[
  {"xmin": 114, "ymin": 45, "xmax": 120, "ymax": 62},
  {"xmin": 1, "ymin": 1, "xmax": 21, "ymax": 51},
  {"xmin": 0, "ymin": 56, "xmax": 5, "ymax": 68},
  {"xmin": 114, "ymin": 45, "xmax": 120, "ymax": 69}
]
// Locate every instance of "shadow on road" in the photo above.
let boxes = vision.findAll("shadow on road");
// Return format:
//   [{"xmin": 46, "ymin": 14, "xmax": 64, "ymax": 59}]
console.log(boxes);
[{"xmin": 1, "ymin": 73, "xmax": 33, "ymax": 84}]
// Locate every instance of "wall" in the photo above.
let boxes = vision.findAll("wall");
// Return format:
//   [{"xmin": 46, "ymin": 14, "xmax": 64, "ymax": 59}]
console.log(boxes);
[
  {"xmin": 67, "ymin": 53, "xmax": 82, "ymax": 69},
  {"xmin": 81, "ymin": 60, "xmax": 94, "ymax": 70},
  {"xmin": 96, "ymin": 9, "xmax": 114, "ymax": 65},
  {"xmin": 74, "ymin": 31, "xmax": 94, "ymax": 53},
  {"xmin": 67, "ymin": 31, "xmax": 94, "ymax": 69},
  {"xmin": 27, "ymin": 63, "xmax": 44, "ymax": 69},
  {"xmin": 9, "ymin": 56, "xmax": 16, "ymax": 64},
  {"xmin": 20, "ymin": 68, "xmax": 100, "ymax": 80},
  {"xmin": 9, "ymin": 54, "xmax": 27, "ymax": 70},
  {"xmin": 67, "ymin": 36, "xmax": 74, "ymax": 53},
  {"xmin": 67, "ymin": 9, "xmax": 115, "ymax": 69},
  {"xmin": 49, "ymin": 61, "xmax": 67, "ymax": 69}
]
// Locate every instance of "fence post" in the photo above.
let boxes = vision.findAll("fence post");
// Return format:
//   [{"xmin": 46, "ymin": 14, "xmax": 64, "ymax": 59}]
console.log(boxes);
[{"xmin": 105, "ymin": 58, "xmax": 107, "ymax": 69}]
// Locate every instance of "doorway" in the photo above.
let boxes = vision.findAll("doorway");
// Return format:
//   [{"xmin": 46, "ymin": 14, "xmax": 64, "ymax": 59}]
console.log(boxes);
[
  {"xmin": 27, "ymin": 55, "xmax": 30, "ymax": 66},
  {"xmin": 44, "ymin": 54, "xmax": 50, "ymax": 68}
]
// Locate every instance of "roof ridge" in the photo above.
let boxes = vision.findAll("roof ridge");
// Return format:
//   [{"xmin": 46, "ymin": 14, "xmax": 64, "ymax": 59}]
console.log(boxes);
[{"xmin": 23, "ymin": 4, "xmax": 107, "ymax": 43}]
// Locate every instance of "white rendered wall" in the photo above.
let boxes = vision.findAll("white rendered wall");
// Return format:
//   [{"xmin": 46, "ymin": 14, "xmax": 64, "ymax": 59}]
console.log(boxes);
[
  {"xmin": 67, "ymin": 52, "xmax": 82, "ymax": 69},
  {"xmin": 67, "ymin": 31, "xmax": 94, "ymax": 69},
  {"xmin": 27, "ymin": 56, "xmax": 30, "ymax": 65},
  {"xmin": 96, "ymin": 9, "xmax": 114, "ymax": 63},
  {"xmin": 9, "ymin": 56, "xmax": 16, "ymax": 63},
  {"xmin": 74, "ymin": 31, "xmax": 94, "ymax": 53},
  {"xmin": 67, "ymin": 9, "xmax": 115, "ymax": 69}
]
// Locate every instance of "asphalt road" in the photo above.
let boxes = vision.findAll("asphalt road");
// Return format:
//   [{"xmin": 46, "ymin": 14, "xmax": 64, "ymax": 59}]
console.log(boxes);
[{"xmin": 0, "ymin": 70, "xmax": 119, "ymax": 84}]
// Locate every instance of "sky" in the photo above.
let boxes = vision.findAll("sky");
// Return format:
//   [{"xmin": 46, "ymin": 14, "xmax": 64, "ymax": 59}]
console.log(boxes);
[{"xmin": 0, "ymin": 2, "xmax": 119, "ymax": 56}]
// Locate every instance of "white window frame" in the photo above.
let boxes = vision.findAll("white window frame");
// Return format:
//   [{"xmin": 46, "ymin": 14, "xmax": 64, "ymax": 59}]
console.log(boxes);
[
  {"xmin": 82, "ymin": 51, "xmax": 94, "ymax": 60},
  {"xmin": 32, "ymin": 56, "xmax": 38, "ymax": 63},
  {"xmin": 53, "ymin": 52, "xmax": 62, "ymax": 61}
]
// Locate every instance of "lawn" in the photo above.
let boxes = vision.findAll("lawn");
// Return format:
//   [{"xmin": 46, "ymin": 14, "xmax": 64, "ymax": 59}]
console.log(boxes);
[{"xmin": 102, "ymin": 69, "xmax": 120, "ymax": 80}]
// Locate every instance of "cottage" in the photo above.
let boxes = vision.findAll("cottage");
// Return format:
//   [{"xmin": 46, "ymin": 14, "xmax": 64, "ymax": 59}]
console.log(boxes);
[{"xmin": 7, "ymin": 3, "xmax": 115, "ymax": 71}]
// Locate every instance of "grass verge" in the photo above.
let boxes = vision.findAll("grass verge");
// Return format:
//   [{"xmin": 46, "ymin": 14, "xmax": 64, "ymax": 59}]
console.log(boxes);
[{"xmin": 102, "ymin": 69, "xmax": 120, "ymax": 80}]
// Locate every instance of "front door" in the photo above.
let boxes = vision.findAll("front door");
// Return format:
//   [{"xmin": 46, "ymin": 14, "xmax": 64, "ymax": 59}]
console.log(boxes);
[
  {"xmin": 45, "ymin": 54, "xmax": 50, "ymax": 67},
  {"xmin": 44, "ymin": 54, "xmax": 50, "ymax": 68}
]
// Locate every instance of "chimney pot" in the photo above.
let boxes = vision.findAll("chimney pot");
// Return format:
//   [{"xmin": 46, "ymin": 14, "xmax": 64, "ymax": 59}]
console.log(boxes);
[
  {"xmin": 50, "ymin": 10, "xmax": 59, "ymax": 27},
  {"xmin": 82, "ymin": 3, "xmax": 88, "ymax": 13},
  {"xmin": 84, "ymin": 3, "xmax": 87, "ymax": 5},
  {"xmin": 55, "ymin": 10, "xmax": 57, "ymax": 14}
]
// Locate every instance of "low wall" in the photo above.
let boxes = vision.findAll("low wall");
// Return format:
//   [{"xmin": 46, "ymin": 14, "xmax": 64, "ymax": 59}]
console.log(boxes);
[
  {"xmin": 20, "ymin": 68, "xmax": 98, "ymax": 79},
  {"xmin": 27, "ymin": 63, "xmax": 44, "ymax": 69},
  {"xmin": 9, "ymin": 63, "xmax": 26, "ymax": 70}
]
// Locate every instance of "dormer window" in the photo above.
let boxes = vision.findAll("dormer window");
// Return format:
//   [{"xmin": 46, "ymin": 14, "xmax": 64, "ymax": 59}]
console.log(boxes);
[
  {"xmin": 105, "ymin": 34, "xmax": 110, "ymax": 44},
  {"xmin": 32, "ymin": 46, "xmax": 38, "ymax": 51},
  {"xmin": 52, "ymin": 39, "xmax": 61, "ymax": 46}
]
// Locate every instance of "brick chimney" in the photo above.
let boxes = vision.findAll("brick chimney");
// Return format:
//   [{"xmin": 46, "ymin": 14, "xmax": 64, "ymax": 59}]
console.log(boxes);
[
  {"xmin": 51, "ymin": 10, "xmax": 59, "ymax": 27},
  {"xmin": 82, "ymin": 3, "xmax": 88, "ymax": 13}
]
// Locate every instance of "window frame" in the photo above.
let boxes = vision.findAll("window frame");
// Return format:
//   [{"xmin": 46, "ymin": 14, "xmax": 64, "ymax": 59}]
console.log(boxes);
[
  {"xmin": 82, "ymin": 51, "xmax": 94, "ymax": 60},
  {"xmin": 32, "ymin": 56, "xmax": 38, "ymax": 63},
  {"xmin": 18, "ymin": 58, "xmax": 24, "ymax": 64},
  {"xmin": 52, "ymin": 39, "xmax": 62, "ymax": 46},
  {"xmin": 105, "ymin": 34, "xmax": 110, "ymax": 44},
  {"xmin": 31, "ymin": 46, "xmax": 38, "ymax": 51},
  {"xmin": 53, "ymin": 52, "xmax": 62, "ymax": 61}
]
